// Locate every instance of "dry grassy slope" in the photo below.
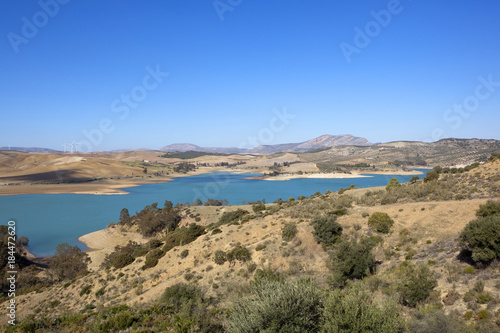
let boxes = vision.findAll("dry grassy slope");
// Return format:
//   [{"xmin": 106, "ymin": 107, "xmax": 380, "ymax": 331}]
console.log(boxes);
[
  {"xmin": 0, "ymin": 151, "xmax": 144, "ymax": 182},
  {"xmin": 4, "ymin": 158, "xmax": 500, "ymax": 324}
]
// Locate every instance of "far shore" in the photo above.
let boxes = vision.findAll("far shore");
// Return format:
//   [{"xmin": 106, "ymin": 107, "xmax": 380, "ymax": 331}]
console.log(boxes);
[
  {"xmin": 250, "ymin": 169, "xmax": 423, "ymax": 181},
  {"xmin": 0, "ymin": 168, "xmax": 424, "ymax": 196}
]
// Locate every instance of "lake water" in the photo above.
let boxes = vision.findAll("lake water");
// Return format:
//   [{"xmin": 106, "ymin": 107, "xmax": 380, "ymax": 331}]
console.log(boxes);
[{"xmin": 0, "ymin": 171, "xmax": 423, "ymax": 257}]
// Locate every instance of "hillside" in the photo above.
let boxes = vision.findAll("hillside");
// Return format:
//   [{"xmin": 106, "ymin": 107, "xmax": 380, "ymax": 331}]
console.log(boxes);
[{"xmin": 2, "ymin": 155, "xmax": 500, "ymax": 331}]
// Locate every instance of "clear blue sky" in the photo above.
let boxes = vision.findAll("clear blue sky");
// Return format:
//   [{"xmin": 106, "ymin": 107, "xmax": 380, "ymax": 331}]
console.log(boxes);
[{"xmin": 1, "ymin": 0, "xmax": 499, "ymax": 151}]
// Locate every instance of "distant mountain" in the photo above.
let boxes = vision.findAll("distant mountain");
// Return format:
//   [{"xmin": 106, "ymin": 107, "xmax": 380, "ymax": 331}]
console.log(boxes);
[
  {"xmin": 249, "ymin": 134, "xmax": 372, "ymax": 154},
  {"xmin": 158, "ymin": 135, "xmax": 372, "ymax": 155},
  {"xmin": 0, "ymin": 147, "xmax": 59, "ymax": 153},
  {"xmin": 159, "ymin": 143, "xmax": 248, "ymax": 154}
]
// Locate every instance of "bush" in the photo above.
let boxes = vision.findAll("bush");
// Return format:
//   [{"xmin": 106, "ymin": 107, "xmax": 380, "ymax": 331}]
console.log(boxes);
[
  {"xmin": 282, "ymin": 222, "xmax": 298, "ymax": 241},
  {"xmin": 160, "ymin": 283, "xmax": 202, "ymax": 311},
  {"xmin": 311, "ymin": 215, "xmax": 342, "ymax": 248},
  {"xmin": 322, "ymin": 283, "xmax": 405, "ymax": 332},
  {"xmin": 227, "ymin": 245, "xmax": 251, "ymax": 263},
  {"xmin": 142, "ymin": 248, "xmax": 165, "ymax": 269},
  {"xmin": 252, "ymin": 203, "xmax": 266, "ymax": 213},
  {"xmin": 163, "ymin": 223, "xmax": 205, "ymax": 252},
  {"xmin": 396, "ymin": 263, "xmax": 437, "ymax": 307},
  {"xmin": 328, "ymin": 239, "xmax": 376, "ymax": 288},
  {"xmin": 227, "ymin": 278, "xmax": 323, "ymax": 333},
  {"xmin": 408, "ymin": 308, "xmax": 469, "ymax": 333},
  {"xmin": 475, "ymin": 200, "xmax": 500, "ymax": 218},
  {"xmin": 386, "ymin": 177, "xmax": 402, "ymax": 191},
  {"xmin": 459, "ymin": 214, "xmax": 500, "ymax": 262},
  {"xmin": 214, "ymin": 250, "xmax": 227, "ymax": 265},
  {"xmin": 50, "ymin": 243, "xmax": 90, "ymax": 280},
  {"xmin": 216, "ymin": 209, "xmax": 249, "ymax": 227},
  {"xmin": 180, "ymin": 249, "xmax": 189, "ymax": 259},
  {"xmin": 424, "ymin": 170, "xmax": 439, "ymax": 182},
  {"xmin": 111, "ymin": 252, "xmax": 135, "ymax": 269},
  {"xmin": 368, "ymin": 212, "xmax": 394, "ymax": 234}
]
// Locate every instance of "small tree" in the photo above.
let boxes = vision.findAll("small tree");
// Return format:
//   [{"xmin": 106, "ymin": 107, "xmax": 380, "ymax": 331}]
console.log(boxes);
[
  {"xmin": 311, "ymin": 215, "xmax": 342, "ymax": 248},
  {"xmin": 386, "ymin": 178, "xmax": 402, "ymax": 191},
  {"xmin": 459, "ymin": 214, "xmax": 500, "ymax": 263},
  {"xmin": 396, "ymin": 263, "xmax": 437, "ymax": 307},
  {"xmin": 368, "ymin": 212, "xmax": 394, "ymax": 234},
  {"xmin": 423, "ymin": 170, "xmax": 439, "ymax": 182},
  {"xmin": 119, "ymin": 208, "xmax": 130, "ymax": 225},
  {"xmin": 281, "ymin": 222, "xmax": 298, "ymax": 241},
  {"xmin": 328, "ymin": 239, "xmax": 376, "ymax": 288},
  {"xmin": 409, "ymin": 176, "xmax": 420, "ymax": 184},
  {"xmin": 50, "ymin": 243, "xmax": 90, "ymax": 280},
  {"xmin": 475, "ymin": 200, "xmax": 500, "ymax": 218}
]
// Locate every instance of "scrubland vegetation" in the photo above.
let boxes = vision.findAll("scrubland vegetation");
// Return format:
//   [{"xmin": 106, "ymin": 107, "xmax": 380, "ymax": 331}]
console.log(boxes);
[{"xmin": 3, "ymin": 154, "xmax": 500, "ymax": 332}]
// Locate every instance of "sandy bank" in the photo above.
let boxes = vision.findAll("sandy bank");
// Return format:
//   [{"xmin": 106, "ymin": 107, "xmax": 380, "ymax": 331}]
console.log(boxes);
[
  {"xmin": 250, "ymin": 169, "xmax": 422, "ymax": 181},
  {"xmin": 78, "ymin": 227, "xmax": 147, "ymax": 271}
]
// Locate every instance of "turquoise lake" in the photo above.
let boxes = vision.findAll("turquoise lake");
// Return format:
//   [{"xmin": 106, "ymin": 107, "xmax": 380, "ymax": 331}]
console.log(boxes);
[{"xmin": 0, "ymin": 171, "xmax": 424, "ymax": 257}]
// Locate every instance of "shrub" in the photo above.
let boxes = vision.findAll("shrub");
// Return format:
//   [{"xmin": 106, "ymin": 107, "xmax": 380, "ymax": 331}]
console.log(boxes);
[
  {"xmin": 252, "ymin": 203, "xmax": 266, "ymax": 213},
  {"xmin": 50, "ymin": 243, "xmax": 90, "ymax": 280},
  {"xmin": 408, "ymin": 308, "xmax": 469, "ymax": 333},
  {"xmin": 328, "ymin": 239, "xmax": 376, "ymax": 288},
  {"xmin": 322, "ymin": 283, "xmax": 405, "ymax": 332},
  {"xmin": 386, "ymin": 177, "xmax": 402, "ymax": 191},
  {"xmin": 281, "ymin": 222, "xmax": 298, "ymax": 241},
  {"xmin": 463, "ymin": 266, "xmax": 475, "ymax": 274},
  {"xmin": 80, "ymin": 284, "xmax": 92, "ymax": 296},
  {"xmin": 255, "ymin": 244, "xmax": 266, "ymax": 251},
  {"xmin": 476, "ymin": 292, "xmax": 493, "ymax": 304},
  {"xmin": 227, "ymin": 245, "xmax": 251, "ymax": 263},
  {"xmin": 311, "ymin": 215, "xmax": 342, "ymax": 248},
  {"xmin": 362, "ymin": 212, "xmax": 369, "ymax": 218},
  {"xmin": 214, "ymin": 250, "xmax": 227, "ymax": 265},
  {"xmin": 142, "ymin": 248, "xmax": 165, "ymax": 269},
  {"xmin": 212, "ymin": 228, "xmax": 222, "ymax": 235},
  {"xmin": 111, "ymin": 252, "xmax": 135, "ymax": 269},
  {"xmin": 160, "ymin": 283, "xmax": 202, "ymax": 311},
  {"xmin": 424, "ymin": 170, "xmax": 439, "ymax": 182},
  {"xmin": 216, "ymin": 209, "xmax": 249, "ymax": 227},
  {"xmin": 227, "ymin": 278, "xmax": 323, "ymax": 333},
  {"xmin": 396, "ymin": 263, "xmax": 437, "ymax": 307},
  {"xmin": 459, "ymin": 214, "xmax": 500, "ymax": 262},
  {"xmin": 180, "ymin": 249, "xmax": 189, "ymax": 259},
  {"xmin": 475, "ymin": 200, "xmax": 500, "ymax": 218},
  {"xmin": 163, "ymin": 223, "xmax": 205, "ymax": 252},
  {"xmin": 368, "ymin": 212, "xmax": 394, "ymax": 234}
]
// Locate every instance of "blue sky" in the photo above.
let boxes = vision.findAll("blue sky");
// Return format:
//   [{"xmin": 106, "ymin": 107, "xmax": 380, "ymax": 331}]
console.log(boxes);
[{"xmin": 1, "ymin": 0, "xmax": 499, "ymax": 151}]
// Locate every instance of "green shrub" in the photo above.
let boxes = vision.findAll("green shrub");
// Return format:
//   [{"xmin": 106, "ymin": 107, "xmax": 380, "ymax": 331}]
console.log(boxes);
[
  {"xmin": 311, "ymin": 214, "xmax": 342, "ymax": 248},
  {"xmin": 147, "ymin": 239, "xmax": 163, "ymax": 249},
  {"xmin": 475, "ymin": 200, "xmax": 500, "ymax": 217},
  {"xmin": 328, "ymin": 239, "xmax": 376, "ymax": 288},
  {"xmin": 216, "ymin": 209, "xmax": 249, "ymax": 228},
  {"xmin": 160, "ymin": 283, "xmax": 202, "ymax": 311},
  {"xmin": 163, "ymin": 223, "xmax": 205, "ymax": 252},
  {"xmin": 212, "ymin": 228, "xmax": 223, "ymax": 235},
  {"xmin": 180, "ymin": 249, "xmax": 189, "ymax": 259},
  {"xmin": 255, "ymin": 244, "xmax": 267, "ymax": 251},
  {"xmin": 409, "ymin": 308, "xmax": 469, "ymax": 333},
  {"xmin": 476, "ymin": 292, "xmax": 493, "ymax": 304},
  {"xmin": 282, "ymin": 222, "xmax": 298, "ymax": 241},
  {"xmin": 368, "ymin": 212, "xmax": 394, "ymax": 234},
  {"xmin": 227, "ymin": 245, "xmax": 251, "ymax": 263},
  {"xmin": 111, "ymin": 252, "xmax": 135, "ymax": 269},
  {"xmin": 463, "ymin": 266, "xmax": 475, "ymax": 274},
  {"xmin": 80, "ymin": 284, "xmax": 92, "ymax": 296},
  {"xmin": 362, "ymin": 212, "xmax": 369, "ymax": 218},
  {"xmin": 214, "ymin": 250, "xmax": 227, "ymax": 265},
  {"xmin": 386, "ymin": 177, "xmax": 402, "ymax": 191},
  {"xmin": 424, "ymin": 170, "xmax": 439, "ymax": 182},
  {"xmin": 142, "ymin": 248, "xmax": 165, "ymax": 269},
  {"xmin": 396, "ymin": 263, "xmax": 437, "ymax": 307},
  {"xmin": 111, "ymin": 311, "xmax": 135, "ymax": 330},
  {"xmin": 252, "ymin": 203, "xmax": 266, "ymax": 213},
  {"xmin": 329, "ymin": 208, "xmax": 347, "ymax": 216},
  {"xmin": 227, "ymin": 278, "xmax": 323, "ymax": 333},
  {"xmin": 459, "ymin": 214, "xmax": 500, "ymax": 262},
  {"xmin": 322, "ymin": 283, "xmax": 405, "ymax": 332},
  {"xmin": 95, "ymin": 288, "xmax": 105, "ymax": 297}
]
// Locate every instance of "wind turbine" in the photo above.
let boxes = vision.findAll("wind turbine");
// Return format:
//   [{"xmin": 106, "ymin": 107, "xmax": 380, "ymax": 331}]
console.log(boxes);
[
  {"xmin": 69, "ymin": 142, "xmax": 74, "ymax": 154},
  {"xmin": 73, "ymin": 141, "xmax": 79, "ymax": 153},
  {"xmin": 63, "ymin": 143, "xmax": 67, "ymax": 153}
]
